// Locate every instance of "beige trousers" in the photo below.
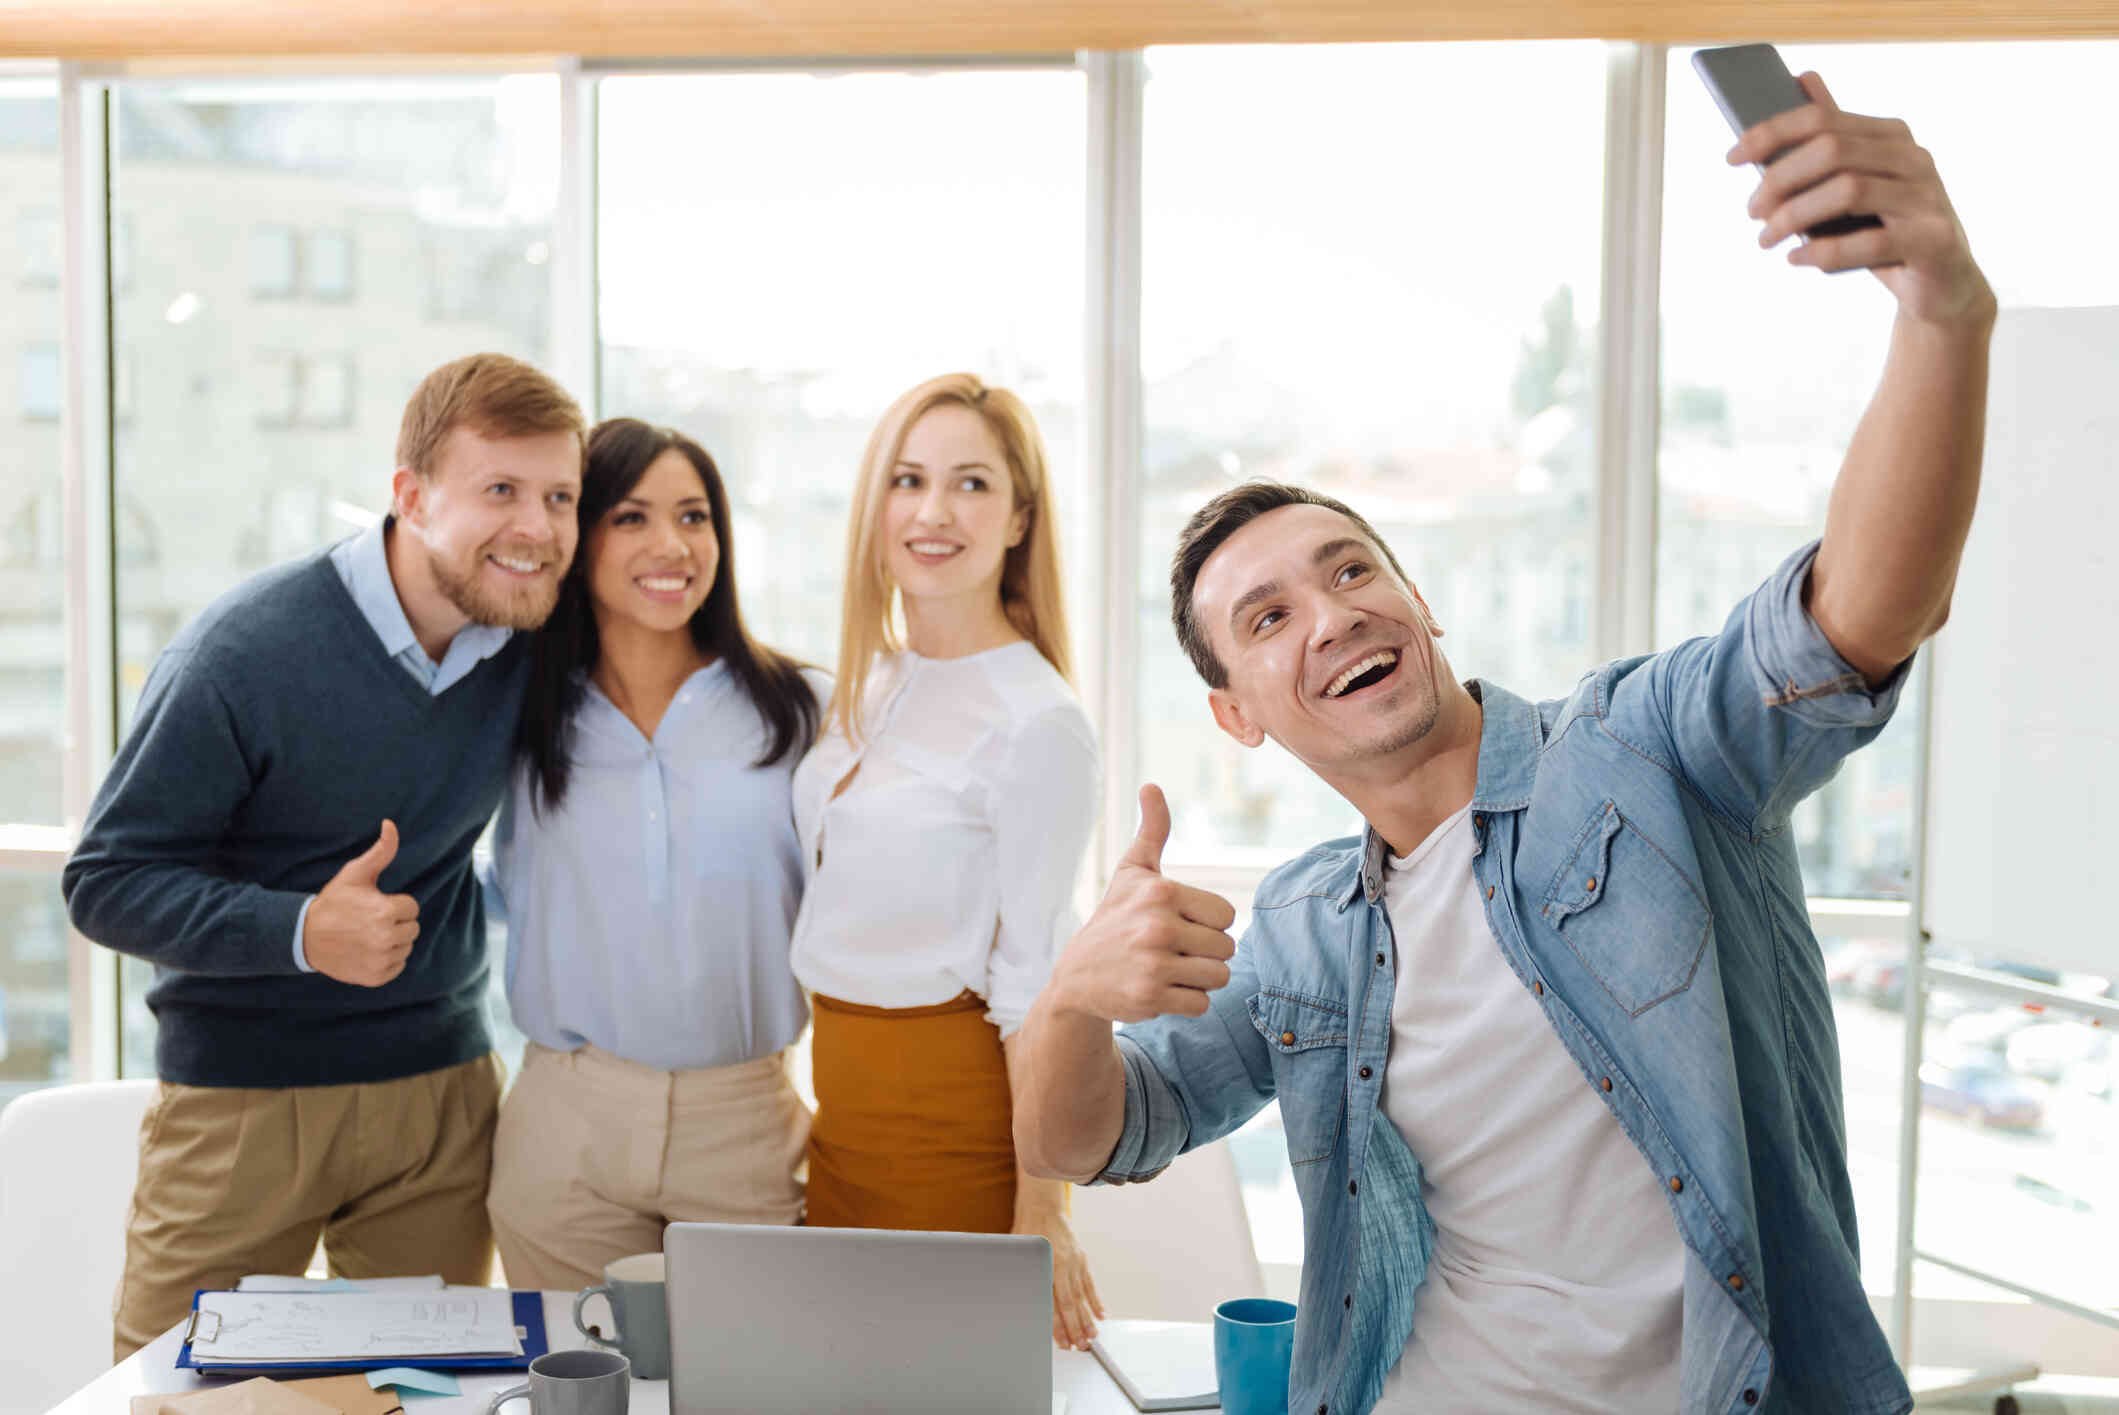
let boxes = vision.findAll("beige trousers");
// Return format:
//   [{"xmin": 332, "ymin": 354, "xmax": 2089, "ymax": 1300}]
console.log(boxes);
[
  {"xmin": 114, "ymin": 1054, "xmax": 503, "ymax": 1360},
  {"xmin": 487, "ymin": 1043, "xmax": 810, "ymax": 1291}
]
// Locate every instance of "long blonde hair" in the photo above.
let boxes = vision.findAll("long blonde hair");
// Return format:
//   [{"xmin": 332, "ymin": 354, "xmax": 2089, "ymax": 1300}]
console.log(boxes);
[{"xmin": 831, "ymin": 372, "xmax": 1074, "ymax": 742}]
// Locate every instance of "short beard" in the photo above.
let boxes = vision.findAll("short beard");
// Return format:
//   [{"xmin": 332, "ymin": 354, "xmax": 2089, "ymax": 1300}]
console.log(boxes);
[
  {"xmin": 1367, "ymin": 684, "xmax": 1441, "ymax": 757},
  {"xmin": 1364, "ymin": 636, "xmax": 1443, "ymax": 756},
  {"xmin": 429, "ymin": 545, "xmax": 560, "ymax": 630}
]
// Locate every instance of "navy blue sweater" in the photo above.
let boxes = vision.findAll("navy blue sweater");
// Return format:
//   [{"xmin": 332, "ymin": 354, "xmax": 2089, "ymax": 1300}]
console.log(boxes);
[{"xmin": 63, "ymin": 550, "xmax": 526, "ymax": 1086}]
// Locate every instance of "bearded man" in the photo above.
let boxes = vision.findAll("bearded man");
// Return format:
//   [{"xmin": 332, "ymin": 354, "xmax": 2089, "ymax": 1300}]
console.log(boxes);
[{"xmin": 65, "ymin": 353, "xmax": 585, "ymax": 1357}]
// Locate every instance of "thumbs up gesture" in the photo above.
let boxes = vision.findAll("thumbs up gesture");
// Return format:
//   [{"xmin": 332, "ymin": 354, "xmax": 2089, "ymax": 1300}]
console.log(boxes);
[
  {"xmin": 1049, "ymin": 786, "xmax": 1238, "ymax": 1023},
  {"xmin": 300, "ymin": 820, "xmax": 420, "ymax": 987}
]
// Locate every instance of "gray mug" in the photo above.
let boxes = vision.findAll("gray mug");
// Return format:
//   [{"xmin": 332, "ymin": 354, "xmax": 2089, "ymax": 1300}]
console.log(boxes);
[
  {"xmin": 573, "ymin": 1252, "xmax": 670, "ymax": 1382},
  {"xmin": 486, "ymin": 1348, "xmax": 630, "ymax": 1415}
]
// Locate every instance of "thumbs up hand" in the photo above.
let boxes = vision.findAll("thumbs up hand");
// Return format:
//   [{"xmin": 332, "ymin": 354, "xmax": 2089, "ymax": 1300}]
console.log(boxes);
[
  {"xmin": 300, "ymin": 820, "xmax": 420, "ymax": 987},
  {"xmin": 1049, "ymin": 786, "xmax": 1238, "ymax": 1024}
]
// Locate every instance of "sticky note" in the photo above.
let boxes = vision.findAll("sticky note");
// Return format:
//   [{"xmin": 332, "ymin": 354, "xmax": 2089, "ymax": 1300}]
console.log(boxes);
[{"xmin": 364, "ymin": 1370, "xmax": 460, "ymax": 1397}]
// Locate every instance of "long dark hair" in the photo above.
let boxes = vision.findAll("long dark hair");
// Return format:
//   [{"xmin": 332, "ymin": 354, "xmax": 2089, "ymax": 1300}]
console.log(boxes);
[{"xmin": 520, "ymin": 418, "xmax": 821, "ymax": 813}]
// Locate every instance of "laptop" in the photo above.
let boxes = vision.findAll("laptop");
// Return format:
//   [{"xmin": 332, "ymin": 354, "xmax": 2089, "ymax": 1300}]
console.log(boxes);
[{"xmin": 664, "ymin": 1221, "xmax": 1053, "ymax": 1414}]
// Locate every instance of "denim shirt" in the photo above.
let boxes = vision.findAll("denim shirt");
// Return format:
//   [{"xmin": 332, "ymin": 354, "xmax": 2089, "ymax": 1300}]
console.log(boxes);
[{"xmin": 1100, "ymin": 541, "xmax": 1915, "ymax": 1415}]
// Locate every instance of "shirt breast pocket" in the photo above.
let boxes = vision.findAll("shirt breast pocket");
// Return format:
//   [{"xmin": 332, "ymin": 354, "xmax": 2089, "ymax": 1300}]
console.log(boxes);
[
  {"xmin": 1541, "ymin": 801, "xmax": 1712, "ymax": 1018},
  {"xmin": 1247, "ymin": 989, "xmax": 1349, "ymax": 1167}
]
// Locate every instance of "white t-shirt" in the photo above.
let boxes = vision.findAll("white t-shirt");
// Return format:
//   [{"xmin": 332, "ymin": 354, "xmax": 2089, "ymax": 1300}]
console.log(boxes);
[
  {"xmin": 789, "ymin": 642, "xmax": 1098, "ymax": 1039},
  {"xmin": 1371, "ymin": 804, "xmax": 1685, "ymax": 1414}
]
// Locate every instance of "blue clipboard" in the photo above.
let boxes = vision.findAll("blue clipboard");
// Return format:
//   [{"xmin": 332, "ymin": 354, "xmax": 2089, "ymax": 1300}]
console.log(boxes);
[{"xmin": 176, "ymin": 1289, "xmax": 548, "ymax": 1375}]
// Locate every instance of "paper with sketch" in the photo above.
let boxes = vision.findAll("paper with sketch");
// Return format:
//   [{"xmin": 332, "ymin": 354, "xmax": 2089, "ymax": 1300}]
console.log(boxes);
[
  {"xmin": 237, "ymin": 1276, "xmax": 447, "ymax": 1294},
  {"xmin": 191, "ymin": 1290, "xmax": 522, "ymax": 1362},
  {"xmin": 1089, "ymin": 1320, "xmax": 1219, "ymax": 1412}
]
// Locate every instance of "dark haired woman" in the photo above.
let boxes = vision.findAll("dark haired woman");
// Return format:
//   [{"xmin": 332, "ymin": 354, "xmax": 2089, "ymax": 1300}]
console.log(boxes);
[{"xmin": 486, "ymin": 418, "xmax": 824, "ymax": 1289}]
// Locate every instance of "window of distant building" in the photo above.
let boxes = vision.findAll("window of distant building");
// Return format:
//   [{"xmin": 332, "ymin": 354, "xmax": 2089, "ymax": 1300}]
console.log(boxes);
[
  {"xmin": 19, "ymin": 209, "xmax": 59, "ymax": 287},
  {"xmin": 253, "ymin": 349, "xmax": 298, "ymax": 424},
  {"xmin": 248, "ymin": 225, "xmax": 299, "ymax": 298},
  {"xmin": 306, "ymin": 229, "xmax": 353, "ymax": 300},
  {"xmin": 18, "ymin": 344, "xmax": 59, "ymax": 420},
  {"xmin": 301, "ymin": 355, "xmax": 354, "ymax": 427}
]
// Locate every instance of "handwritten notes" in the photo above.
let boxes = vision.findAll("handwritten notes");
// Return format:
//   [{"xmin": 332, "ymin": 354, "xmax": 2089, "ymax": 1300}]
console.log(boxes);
[{"xmin": 191, "ymin": 1291, "xmax": 522, "ymax": 1363}]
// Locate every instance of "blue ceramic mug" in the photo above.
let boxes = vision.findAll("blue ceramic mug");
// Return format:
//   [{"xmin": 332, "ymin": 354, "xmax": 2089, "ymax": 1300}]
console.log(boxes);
[{"xmin": 1213, "ymin": 1297, "xmax": 1297, "ymax": 1415}]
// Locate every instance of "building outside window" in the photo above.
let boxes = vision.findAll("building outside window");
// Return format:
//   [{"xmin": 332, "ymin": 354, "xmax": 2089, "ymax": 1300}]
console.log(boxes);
[{"xmin": 0, "ymin": 76, "xmax": 67, "ymax": 1109}]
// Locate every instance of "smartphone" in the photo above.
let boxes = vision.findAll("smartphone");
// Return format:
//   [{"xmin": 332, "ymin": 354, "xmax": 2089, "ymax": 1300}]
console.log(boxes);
[{"xmin": 1691, "ymin": 43, "xmax": 1883, "ymax": 240}]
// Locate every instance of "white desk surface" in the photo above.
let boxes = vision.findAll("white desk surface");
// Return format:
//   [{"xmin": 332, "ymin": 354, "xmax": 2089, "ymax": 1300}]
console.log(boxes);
[{"xmin": 44, "ymin": 1291, "xmax": 1159, "ymax": 1415}]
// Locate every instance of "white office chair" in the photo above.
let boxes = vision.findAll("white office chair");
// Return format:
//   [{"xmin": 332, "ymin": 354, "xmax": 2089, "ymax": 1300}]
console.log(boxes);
[
  {"xmin": 1069, "ymin": 1138, "xmax": 1264, "ymax": 1323},
  {"xmin": 0, "ymin": 1079, "xmax": 156, "ymax": 1415}
]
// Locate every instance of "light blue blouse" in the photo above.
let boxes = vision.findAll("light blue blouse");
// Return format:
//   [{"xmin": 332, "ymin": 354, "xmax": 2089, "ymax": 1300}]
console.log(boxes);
[{"xmin": 489, "ymin": 662, "xmax": 822, "ymax": 1072}]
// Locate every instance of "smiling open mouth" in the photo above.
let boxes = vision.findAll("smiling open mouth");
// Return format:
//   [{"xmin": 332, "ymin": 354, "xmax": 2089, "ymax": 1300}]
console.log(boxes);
[
  {"xmin": 487, "ymin": 552, "xmax": 550, "ymax": 577},
  {"xmin": 1324, "ymin": 649, "xmax": 1401, "ymax": 699}
]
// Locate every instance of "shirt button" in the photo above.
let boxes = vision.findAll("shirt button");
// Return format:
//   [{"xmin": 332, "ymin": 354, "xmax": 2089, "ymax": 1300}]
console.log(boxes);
[
  {"xmin": 1281, "ymin": 1031, "xmax": 1296, "ymax": 1046},
  {"xmin": 1343, "ymin": 1294, "xmax": 1352, "ymax": 1310},
  {"xmin": 1743, "ymin": 1391, "xmax": 1758, "ymax": 1406},
  {"xmin": 1533, "ymin": 980, "xmax": 1544, "ymax": 997},
  {"xmin": 1728, "ymin": 1274, "xmax": 1746, "ymax": 1292},
  {"xmin": 1669, "ymin": 1176, "xmax": 1683, "ymax": 1194},
  {"xmin": 1600, "ymin": 1076, "xmax": 1613, "ymax": 1092},
  {"xmin": 1472, "ymin": 814, "xmax": 1484, "ymax": 828},
  {"xmin": 1347, "ymin": 1181, "xmax": 1358, "ymax": 1196},
  {"xmin": 1375, "ymin": 952, "xmax": 1386, "ymax": 966},
  {"xmin": 1585, "ymin": 876, "xmax": 1597, "ymax": 891},
  {"xmin": 1484, "ymin": 885, "xmax": 1494, "ymax": 900},
  {"xmin": 1358, "ymin": 1066, "xmax": 1372, "ymax": 1080}
]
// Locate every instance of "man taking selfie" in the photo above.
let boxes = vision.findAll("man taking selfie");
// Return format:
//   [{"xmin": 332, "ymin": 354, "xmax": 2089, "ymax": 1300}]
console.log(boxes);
[{"xmin": 1016, "ymin": 74, "xmax": 1991, "ymax": 1415}]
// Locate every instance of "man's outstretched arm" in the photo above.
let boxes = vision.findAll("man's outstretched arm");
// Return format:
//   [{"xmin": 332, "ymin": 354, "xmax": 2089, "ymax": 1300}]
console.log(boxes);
[
  {"xmin": 1736, "ymin": 72, "xmax": 1998, "ymax": 684},
  {"xmin": 1013, "ymin": 785, "xmax": 1238, "ymax": 1182}
]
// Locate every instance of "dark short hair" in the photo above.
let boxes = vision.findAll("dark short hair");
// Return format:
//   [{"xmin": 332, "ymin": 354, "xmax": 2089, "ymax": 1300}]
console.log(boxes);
[{"xmin": 1170, "ymin": 481, "xmax": 1412, "ymax": 690}]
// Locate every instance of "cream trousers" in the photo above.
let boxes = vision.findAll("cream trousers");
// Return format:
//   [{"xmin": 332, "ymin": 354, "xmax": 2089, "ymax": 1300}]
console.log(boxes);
[{"xmin": 487, "ymin": 1042, "xmax": 809, "ymax": 1291}]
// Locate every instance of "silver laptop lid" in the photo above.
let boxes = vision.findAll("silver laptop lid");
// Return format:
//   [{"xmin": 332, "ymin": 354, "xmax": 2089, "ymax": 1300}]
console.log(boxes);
[{"xmin": 665, "ymin": 1222, "xmax": 1052, "ymax": 1415}]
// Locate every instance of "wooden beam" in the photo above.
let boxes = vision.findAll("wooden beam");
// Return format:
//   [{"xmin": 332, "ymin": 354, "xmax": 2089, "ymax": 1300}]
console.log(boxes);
[{"xmin": 7, "ymin": 0, "xmax": 2118, "ymax": 63}]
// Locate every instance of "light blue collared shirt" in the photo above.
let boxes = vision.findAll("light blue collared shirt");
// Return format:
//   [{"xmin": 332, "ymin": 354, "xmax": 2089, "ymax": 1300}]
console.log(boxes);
[
  {"xmin": 292, "ymin": 518, "xmax": 515, "ymax": 970},
  {"xmin": 488, "ymin": 664, "xmax": 822, "ymax": 1071}
]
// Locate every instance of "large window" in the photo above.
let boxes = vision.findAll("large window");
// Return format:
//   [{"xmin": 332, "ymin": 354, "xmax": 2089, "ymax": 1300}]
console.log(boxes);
[
  {"xmin": 1, "ymin": 76, "xmax": 67, "ymax": 1111},
  {"xmin": 108, "ymin": 76, "xmax": 559, "ymax": 1073},
  {"xmin": 596, "ymin": 67, "xmax": 1087, "ymax": 670},
  {"xmin": 1661, "ymin": 40, "xmax": 2119, "ymax": 1316},
  {"xmin": 2, "ymin": 79, "xmax": 64, "ymax": 829},
  {"xmin": 1133, "ymin": 43, "xmax": 1610, "ymax": 1266},
  {"xmin": 1139, "ymin": 43, "xmax": 1608, "ymax": 867}
]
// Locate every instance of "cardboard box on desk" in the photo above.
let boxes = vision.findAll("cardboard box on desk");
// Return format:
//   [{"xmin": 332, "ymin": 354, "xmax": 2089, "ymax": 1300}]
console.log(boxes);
[{"xmin": 131, "ymin": 1374, "xmax": 405, "ymax": 1415}]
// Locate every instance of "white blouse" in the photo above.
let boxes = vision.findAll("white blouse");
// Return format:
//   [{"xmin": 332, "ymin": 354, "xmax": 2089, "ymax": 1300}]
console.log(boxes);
[{"xmin": 789, "ymin": 642, "xmax": 1099, "ymax": 1039}]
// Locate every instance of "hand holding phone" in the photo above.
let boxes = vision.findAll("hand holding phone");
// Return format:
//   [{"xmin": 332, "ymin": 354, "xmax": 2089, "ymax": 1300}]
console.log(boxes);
[{"xmin": 1692, "ymin": 44, "xmax": 1884, "ymax": 241}]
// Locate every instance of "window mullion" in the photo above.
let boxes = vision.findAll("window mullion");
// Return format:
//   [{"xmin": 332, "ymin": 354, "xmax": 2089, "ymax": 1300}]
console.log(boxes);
[
  {"xmin": 1594, "ymin": 41, "xmax": 1666, "ymax": 662},
  {"xmin": 1082, "ymin": 49, "xmax": 1146, "ymax": 890},
  {"xmin": 59, "ymin": 62, "xmax": 119, "ymax": 1081}
]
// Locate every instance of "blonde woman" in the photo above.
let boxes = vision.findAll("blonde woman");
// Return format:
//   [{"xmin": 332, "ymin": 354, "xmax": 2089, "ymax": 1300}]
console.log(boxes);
[{"xmin": 790, "ymin": 373, "xmax": 1105, "ymax": 1351}]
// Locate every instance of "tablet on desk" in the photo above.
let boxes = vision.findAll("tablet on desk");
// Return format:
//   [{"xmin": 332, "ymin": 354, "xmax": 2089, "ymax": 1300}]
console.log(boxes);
[{"xmin": 1088, "ymin": 1321, "xmax": 1219, "ymax": 1412}]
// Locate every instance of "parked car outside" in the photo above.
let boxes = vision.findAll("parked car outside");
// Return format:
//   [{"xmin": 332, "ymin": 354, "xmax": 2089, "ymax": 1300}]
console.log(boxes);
[{"xmin": 1918, "ymin": 1056, "xmax": 2046, "ymax": 1131}]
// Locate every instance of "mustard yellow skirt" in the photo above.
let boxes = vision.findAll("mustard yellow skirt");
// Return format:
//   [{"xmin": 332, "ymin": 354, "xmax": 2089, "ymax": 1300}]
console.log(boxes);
[{"xmin": 804, "ymin": 990, "xmax": 1017, "ymax": 1234}]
